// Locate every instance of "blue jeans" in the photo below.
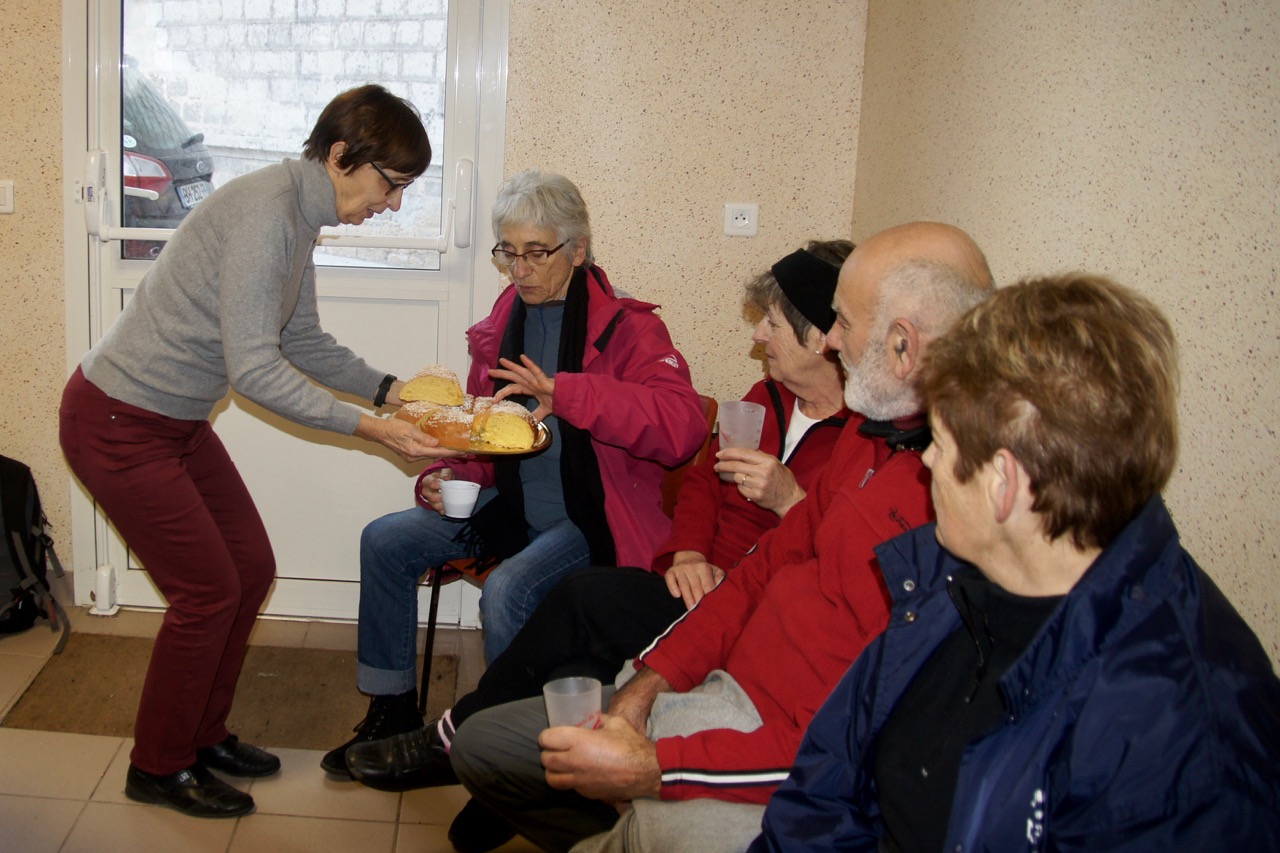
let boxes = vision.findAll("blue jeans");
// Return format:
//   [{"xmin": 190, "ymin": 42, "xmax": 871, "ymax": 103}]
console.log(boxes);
[{"xmin": 356, "ymin": 491, "xmax": 590, "ymax": 694}]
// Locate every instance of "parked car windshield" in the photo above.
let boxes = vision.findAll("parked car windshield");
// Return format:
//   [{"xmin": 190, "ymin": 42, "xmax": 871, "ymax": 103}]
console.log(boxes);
[
  {"xmin": 122, "ymin": 65, "xmax": 203, "ymax": 155},
  {"xmin": 120, "ymin": 59, "xmax": 215, "ymax": 260}
]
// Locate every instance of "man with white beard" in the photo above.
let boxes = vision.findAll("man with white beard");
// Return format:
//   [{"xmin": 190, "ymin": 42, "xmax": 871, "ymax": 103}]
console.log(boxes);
[{"xmin": 450, "ymin": 222, "xmax": 993, "ymax": 853}]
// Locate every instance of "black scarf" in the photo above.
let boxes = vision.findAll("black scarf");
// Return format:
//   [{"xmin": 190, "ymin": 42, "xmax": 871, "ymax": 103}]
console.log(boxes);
[
  {"xmin": 857, "ymin": 415, "xmax": 931, "ymax": 452},
  {"xmin": 456, "ymin": 266, "xmax": 617, "ymax": 569}
]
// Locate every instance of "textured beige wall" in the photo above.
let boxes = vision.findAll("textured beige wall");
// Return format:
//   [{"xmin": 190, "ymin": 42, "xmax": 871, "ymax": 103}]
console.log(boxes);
[
  {"xmin": 504, "ymin": 0, "xmax": 868, "ymax": 399},
  {"xmin": 0, "ymin": 7, "xmax": 69, "ymax": 549},
  {"xmin": 853, "ymin": 1, "xmax": 1280, "ymax": 662}
]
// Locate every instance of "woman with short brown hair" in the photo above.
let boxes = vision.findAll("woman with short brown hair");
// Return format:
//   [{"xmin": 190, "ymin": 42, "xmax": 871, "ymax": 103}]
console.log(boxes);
[{"xmin": 60, "ymin": 84, "xmax": 453, "ymax": 819}]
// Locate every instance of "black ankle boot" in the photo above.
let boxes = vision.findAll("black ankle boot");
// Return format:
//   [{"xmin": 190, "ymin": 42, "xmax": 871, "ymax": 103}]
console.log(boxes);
[{"xmin": 320, "ymin": 689, "xmax": 423, "ymax": 777}]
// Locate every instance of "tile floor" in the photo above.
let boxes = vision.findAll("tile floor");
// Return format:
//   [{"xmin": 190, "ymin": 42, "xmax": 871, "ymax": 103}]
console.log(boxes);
[{"xmin": 0, "ymin": 603, "xmax": 539, "ymax": 853}]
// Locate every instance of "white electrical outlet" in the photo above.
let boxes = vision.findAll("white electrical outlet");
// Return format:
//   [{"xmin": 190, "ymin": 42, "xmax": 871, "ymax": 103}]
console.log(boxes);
[
  {"xmin": 724, "ymin": 202, "xmax": 758, "ymax": 237},
  {"xmin": 0, "ymin": 180, "xmax": 13, "ymax": 215}
]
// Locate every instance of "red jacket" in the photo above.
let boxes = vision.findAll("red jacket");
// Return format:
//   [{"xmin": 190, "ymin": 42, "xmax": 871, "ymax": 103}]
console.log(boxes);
[
  {"xmin": 638, "ymin": 418, "xmax": 933, "ymax": 804},
  {"xmin": 652, "ymin": 379, "xmax": 848, "ymax": 573},
  {"xmin": 421, "ymin": 265, "xmax": 706, "ymax": 569}
]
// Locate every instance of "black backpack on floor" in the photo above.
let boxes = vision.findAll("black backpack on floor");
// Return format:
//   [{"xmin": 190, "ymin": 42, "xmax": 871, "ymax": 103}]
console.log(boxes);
[{"xmin": 0, "ymin": 455, "xmax": 69, "ymax": 653}]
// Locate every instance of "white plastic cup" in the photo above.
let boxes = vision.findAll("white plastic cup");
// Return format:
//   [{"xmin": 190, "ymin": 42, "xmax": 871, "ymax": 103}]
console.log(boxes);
[
  {"xmin": 718, "ymin": 401, "xmax": 766, "ymax": 448},
  {"xmin": 543, "ymin": 676, "xmax": 602, "ymax": 729},
  {"xmin": 440, "ymin": 480, "xmax": 481, "ymax": 518},
  {"xmin": 717, "ymin": 401, "xmax": 766, "ymax": 480}
]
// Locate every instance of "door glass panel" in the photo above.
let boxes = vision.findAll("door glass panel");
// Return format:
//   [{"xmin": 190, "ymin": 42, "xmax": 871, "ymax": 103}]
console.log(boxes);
[{"xmin": 121, "ymin": 1, "xmax": 446, "ymax": 269}]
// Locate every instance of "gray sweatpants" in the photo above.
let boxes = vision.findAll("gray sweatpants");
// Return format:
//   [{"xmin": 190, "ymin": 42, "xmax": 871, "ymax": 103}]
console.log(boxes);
[{"xmin": 451, "ymin": 670, "xmax": 767, "ymax": 853}]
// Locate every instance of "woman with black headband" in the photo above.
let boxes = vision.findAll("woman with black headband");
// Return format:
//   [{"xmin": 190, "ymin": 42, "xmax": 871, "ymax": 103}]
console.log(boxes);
[
  {"xmin": 340, "ymin": 240, "xmax": 854, "ymax": 853},
  {"xmin": 658, "ymin": 239, "xmax": 854, "ymax": 605}
]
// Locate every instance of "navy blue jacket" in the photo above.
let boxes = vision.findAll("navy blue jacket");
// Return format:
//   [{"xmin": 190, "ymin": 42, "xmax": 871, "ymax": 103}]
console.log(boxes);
[{"xmin": 752, "ymin": 497, "xmax": 1280, "ymax": 852}]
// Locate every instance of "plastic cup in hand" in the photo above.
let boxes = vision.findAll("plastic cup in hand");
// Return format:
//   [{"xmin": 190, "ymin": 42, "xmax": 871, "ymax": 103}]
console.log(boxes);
[
  {"xmin": 543, "ymin": 676, "xmax": 602, "ymax": 729},
  {"xmin": 440, "ymin": 480, "xmax": 481, "ymax": 519},
  {"xmin": 717, "ymin": 401, "xmax": 766, "ymax": 480}
]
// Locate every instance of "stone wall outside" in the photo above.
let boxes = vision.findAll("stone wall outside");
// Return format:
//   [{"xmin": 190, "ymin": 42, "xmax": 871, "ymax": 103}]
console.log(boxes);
[{"xmin": 126, "ymin": 0, "xmax": 448, "ymax": 266}]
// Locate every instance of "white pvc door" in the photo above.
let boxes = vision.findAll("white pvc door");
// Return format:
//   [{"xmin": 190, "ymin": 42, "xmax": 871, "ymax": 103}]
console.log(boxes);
[{"xmin": 63, "ymin": 0, "xmax": 509, "ymax": 623}]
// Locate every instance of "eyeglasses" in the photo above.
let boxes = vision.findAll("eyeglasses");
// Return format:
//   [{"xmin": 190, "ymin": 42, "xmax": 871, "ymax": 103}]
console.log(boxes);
[
  {"xmin": 369, "ymin": 161, "xmax": 414, "ymax": 195},
  {"xmin": 491, "ymin": 242, "xmax": 567, "ymax": 268}
]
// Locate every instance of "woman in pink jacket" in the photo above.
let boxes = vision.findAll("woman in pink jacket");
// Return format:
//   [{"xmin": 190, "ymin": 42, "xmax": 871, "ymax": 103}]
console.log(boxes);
[{"xmin": 322, "ymin": 169, "xmax": 706, "ymax": 777}]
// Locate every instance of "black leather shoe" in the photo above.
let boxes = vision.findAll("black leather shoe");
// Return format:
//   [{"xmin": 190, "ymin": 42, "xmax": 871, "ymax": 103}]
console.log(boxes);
[
  {"xmin": 125, "ymin": 763, "xmax": 255, "ymax": 818},
  {"xmin": 448, "ymin": 798, "xmax": 516, "ymax": 853},
  {"xmin": 346, "ymin": 722, "xmax": 458, "ymax": 792},
  {"xmin": 197, "ymin": 734, "xmax": 281, "ymax": 777},
  {"xmin": 321, "ymin": 689, "xmax": 423, "ymax": 777}
]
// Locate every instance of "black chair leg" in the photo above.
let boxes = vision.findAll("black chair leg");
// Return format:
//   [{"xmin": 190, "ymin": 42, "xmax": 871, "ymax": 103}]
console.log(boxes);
[{"xmin": 419, "ymin": 565, "xmax": 445, "ymax": 716}]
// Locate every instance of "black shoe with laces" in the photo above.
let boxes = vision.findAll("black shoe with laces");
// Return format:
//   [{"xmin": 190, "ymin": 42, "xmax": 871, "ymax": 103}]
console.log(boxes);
[
  {"xmin": 448, "ymin": 797, "xmax": 517, "ymax": 853},
  {"xmin": 345, "ymin": 718, "xmax": 458, "ymax": 791},
  {"xmin": 320, "ymin": 689, "xmax": 423, "ymax": 778}
]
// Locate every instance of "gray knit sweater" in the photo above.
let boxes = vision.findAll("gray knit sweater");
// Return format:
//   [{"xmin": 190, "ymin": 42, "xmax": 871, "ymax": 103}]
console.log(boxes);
[{"xmin": 82, "ymin": 157, "xmax": 385, "ymax": 435}]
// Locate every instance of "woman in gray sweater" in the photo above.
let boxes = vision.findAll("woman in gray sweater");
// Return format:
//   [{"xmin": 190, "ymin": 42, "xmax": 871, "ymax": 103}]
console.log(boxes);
[{"xmin": 58, "ymin": 84, "xmax": 455, "ymax": 819}]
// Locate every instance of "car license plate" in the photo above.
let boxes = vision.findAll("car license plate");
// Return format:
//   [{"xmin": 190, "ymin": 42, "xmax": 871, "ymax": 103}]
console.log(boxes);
[{"xmin": 178, "ymin": 180, "xmax": 213, "ymax": 209}]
